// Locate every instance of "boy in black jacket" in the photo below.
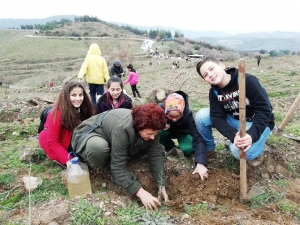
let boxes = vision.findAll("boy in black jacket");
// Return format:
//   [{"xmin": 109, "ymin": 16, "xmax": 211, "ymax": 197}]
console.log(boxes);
[{"xmin": 194, "ymin": 57, "xmax": 274, "ymax": 168}]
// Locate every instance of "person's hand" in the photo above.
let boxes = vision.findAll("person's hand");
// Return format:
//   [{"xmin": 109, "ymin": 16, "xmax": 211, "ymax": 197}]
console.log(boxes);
[
  {"xmin": 192, "ymin": 163, "xmax": 208, "ymax": 181},
  {"xmin": 66, "ymin": 160, "xmax": 72, "ymax": 168},
  {"xmin": 136, "ymin": 187, "xmax": 161, "ymax": 210},
  {"xmin": 164, "ymin": 124, "xmax": 170, "ymax": 130},
  {"xmin": 234, "ymin": 132, "xmax": 252, "ymax": 152},
  {"xmin": 158, "ymin": 186, "xmax": 169, "ymax": 202}
]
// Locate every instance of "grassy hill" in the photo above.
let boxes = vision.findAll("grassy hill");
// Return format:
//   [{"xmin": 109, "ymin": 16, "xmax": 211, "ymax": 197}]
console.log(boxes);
[
  {"xmin": 196, "ymin": 31, "xmax": 300, "ymax": 51},
  {"xmin": 0, "ymin": 24, "xmax": 300, "ymax": 225}
]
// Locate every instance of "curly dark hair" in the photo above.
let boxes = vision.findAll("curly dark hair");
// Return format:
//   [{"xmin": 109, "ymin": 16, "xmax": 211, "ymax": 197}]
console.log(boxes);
[
  {"xmin": 52, "ymin": 81, "xmax": 95, "ymax": 130},
  {"xmin": 132, "ymin": 103, "xmax": 166, "ymax": 131}
]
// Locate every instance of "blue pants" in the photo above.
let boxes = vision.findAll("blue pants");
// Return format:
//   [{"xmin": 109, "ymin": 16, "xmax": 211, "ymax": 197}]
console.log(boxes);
[
  {"xmin": 194, "ymin": 108, "xmax": 271, "ymax": 160},
  {"xmin": 88, "ymin": 84, "xmax": 104, "ymax": 106}
]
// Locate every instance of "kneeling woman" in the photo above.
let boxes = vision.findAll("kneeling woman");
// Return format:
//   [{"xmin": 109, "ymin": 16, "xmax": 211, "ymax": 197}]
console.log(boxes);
[
  {"xmin": 71, "ymin": 104, "xmax": 169, "ymax": 210},
  {"xmin": 39, "ymin": 81, "xmax": 95, "ymax": 167}
]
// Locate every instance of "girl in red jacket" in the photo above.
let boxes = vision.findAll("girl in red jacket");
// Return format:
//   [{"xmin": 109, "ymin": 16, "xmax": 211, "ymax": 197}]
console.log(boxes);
[
  {"xmin": 39, "ymin": 81, "xmax": 95, "ymax": 167},
  {"xmin": 124, "ymin": 64, "xmax": 141, "ymax": 98}
]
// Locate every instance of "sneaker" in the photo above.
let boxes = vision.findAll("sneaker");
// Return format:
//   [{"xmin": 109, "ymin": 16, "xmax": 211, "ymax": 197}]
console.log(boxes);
[
  {"xmin": 247, "ymin": 151, "xmax": 265, "ymax": 167},
  {"xmin": 166, "ymin": 147, "xmax": 185, "ymax": 159},
  {"xmin": 138, "ymin": 93, "xmax": 142, "ymax": 98}
]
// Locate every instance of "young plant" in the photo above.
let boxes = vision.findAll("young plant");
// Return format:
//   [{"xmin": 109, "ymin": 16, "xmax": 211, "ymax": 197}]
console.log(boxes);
[
  {"xmin": 184, "ymin": 202, "xmax": 212, "ymax": 215},
  {"xmin": 225, "ymin": 154, "xmax": 239, "ymax": 172},
  {"xmin": 70, "ymin": 199, "xmax": 106, "ymax": 225},
  {"xmin": 250, "ymin": 189, "xmax": 284, "ymax": 209}
]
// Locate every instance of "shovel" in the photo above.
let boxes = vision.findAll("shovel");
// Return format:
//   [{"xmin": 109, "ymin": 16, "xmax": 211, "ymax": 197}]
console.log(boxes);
[
  {"xmin": 238, "ymin": 59, "xmax": 265, "ymax": 202},
  {"xmin": 274, "ymin": 92, "xmax": 300, "ymax": 137}
]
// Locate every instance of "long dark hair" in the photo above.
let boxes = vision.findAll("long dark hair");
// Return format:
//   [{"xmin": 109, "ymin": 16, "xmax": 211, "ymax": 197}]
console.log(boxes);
[{"xmin": 52, "ymin": 81, "xmax": 95, "ymax": 130}]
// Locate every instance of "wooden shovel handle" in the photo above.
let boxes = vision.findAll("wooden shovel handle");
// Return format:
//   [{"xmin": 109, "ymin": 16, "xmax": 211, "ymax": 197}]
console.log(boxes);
[
  {"xmin": 278, "ymin": 92, "xmax": 300, "ymax": 131},
  {"xmin": 238, "ymin": 58, "xmax": 247, "ymax": 201}
]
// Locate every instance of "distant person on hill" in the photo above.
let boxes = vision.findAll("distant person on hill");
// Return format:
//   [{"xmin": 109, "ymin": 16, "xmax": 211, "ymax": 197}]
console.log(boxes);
[
  {"xmin": 124, "ymin": 64, "xmax": 141, "ymax": 98},
  {"xmin": 96, "ymin": 76, "xmax": 133, "ymax": 113},
  {"xmin": 194, "ymin": 57, "xmax": 275, "ymax": 169},
  {"xmin": 77, "ymin": 43, "xmax": 110, "ymax": 106},
  {"xmin": 110, "ymin": 59, "xmax": 124, "ymax": 78},
  {"xmin": 257, "ymin": 55, "xmax": 261, "ymax": 67},
  {"xmin": 39, "ymin": 81, "xmax": 95, "ymax": 167}
]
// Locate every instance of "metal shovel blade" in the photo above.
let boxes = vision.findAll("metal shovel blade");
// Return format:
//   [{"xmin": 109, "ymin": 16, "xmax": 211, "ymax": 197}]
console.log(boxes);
[{"xmin": 247, "ymin": 185, "xmax": 265, "ymax": 200}]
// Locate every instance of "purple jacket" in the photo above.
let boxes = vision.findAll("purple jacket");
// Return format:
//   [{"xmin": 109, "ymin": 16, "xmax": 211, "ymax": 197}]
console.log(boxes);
[{"xmin": 124, "ymin": 71, "xmax": 139, "ymax": 85}]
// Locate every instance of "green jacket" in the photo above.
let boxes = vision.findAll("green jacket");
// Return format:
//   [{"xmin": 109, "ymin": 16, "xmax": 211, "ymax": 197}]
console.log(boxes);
[{"xmin": 71, "ymin": 109, "xmax": 166, "ymax": 195}]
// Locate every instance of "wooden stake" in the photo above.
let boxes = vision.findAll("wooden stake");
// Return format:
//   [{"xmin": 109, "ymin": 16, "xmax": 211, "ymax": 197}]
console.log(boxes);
[
  {"xmin": 276, "ymin": 92, "xmax": 300, "ymax": 134},
  {"xmin": 238, "ymin": 58, "xmax": 247, "ymax": 201}
]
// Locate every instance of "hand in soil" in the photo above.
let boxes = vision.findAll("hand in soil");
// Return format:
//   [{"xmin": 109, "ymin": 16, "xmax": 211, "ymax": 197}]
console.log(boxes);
[
  {"xmin": 158, "ymin": 186, "xmax": 169, "ymax": 202},
  {"xmin": 136, "ymin": 187, "xmax": 161, "ymax": 210},
  {"xmin": 192, "ymin": 163, "xmax": 209, "ymax": 180}
]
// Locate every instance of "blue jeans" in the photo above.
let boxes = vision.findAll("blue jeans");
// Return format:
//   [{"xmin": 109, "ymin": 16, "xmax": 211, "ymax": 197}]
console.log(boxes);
[
  {"xmin": 88, "ymin": 84, "xmax": 104, "ymax": 106},
  {"xmin": 194, "ymin": 108, "xmax": 271, "ymax": 160}
]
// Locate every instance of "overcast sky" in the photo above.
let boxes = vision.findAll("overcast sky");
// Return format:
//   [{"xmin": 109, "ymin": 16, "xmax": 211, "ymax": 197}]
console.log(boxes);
[{"xmin": 1, "ymin": 0, "xmax": 299, "ymax": 34}]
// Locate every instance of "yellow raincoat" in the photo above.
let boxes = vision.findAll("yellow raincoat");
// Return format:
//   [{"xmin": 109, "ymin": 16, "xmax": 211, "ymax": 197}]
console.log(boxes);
[{"xmin": 78, "ymin": 43, "xmax": 110, "ymax": 84}]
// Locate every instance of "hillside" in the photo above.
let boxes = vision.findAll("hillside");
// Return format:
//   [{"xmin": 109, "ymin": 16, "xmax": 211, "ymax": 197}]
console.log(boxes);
[
  {"xmin": 0, "ymin": 15, "xmax": 77, "ymax": 29},
  {"xmin": 0, "ymin": 27, "xmax": 300, "ymax": 225},
  {"xmin": 2, "ymin": 16, "xmax": 300, "ymax": 51},
  {"xmin": 195, "ymin": 31, "xmax": 300, "ymax": 51}
]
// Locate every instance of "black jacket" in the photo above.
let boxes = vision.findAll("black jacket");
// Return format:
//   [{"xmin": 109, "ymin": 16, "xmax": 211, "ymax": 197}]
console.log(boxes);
[
  {"xmin": 159, "ymin": 91, "xmax": 208, "ymax": 166},
  {"xmin": 210, "ymin": 68, "xmax": 275, "ymax": 143},
  {"xmin": 96, "ymin": 92, "xmax": 132, "ymax": 113},
  {"xmin": 110, "ymin": 64, "xmax": 124, "ymax": 77}
]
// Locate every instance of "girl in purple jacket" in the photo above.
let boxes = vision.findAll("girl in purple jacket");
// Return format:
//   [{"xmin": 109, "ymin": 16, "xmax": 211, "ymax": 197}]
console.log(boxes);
[{"xmin": 124, "ymin": 64, "xmax": 141, "ymax": 98}]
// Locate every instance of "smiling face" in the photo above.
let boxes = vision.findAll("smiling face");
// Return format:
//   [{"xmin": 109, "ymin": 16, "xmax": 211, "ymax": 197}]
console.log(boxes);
[
  {"xmin": 199, "ymin": 61, "xmax": 227, "ymax": 86},
  {"xmin": 139, "ymin": 128, "xmax": 159, "ymax": 141},
  {"xmin": 69, "ymin": 87, "xmax": 84, "ymax": 108},
  {"xmin": 107, "ymin": 82, "xmax": 122, "ymax": 100}
]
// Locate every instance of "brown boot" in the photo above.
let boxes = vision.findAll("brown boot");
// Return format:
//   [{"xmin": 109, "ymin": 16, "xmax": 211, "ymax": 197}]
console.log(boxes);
[{"xmin": 247, "ymin": 151, "xmax": 264, "ymax": 167}]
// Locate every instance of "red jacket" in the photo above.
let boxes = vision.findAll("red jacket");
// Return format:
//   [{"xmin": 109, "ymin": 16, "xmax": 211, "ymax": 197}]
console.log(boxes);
[{"xmin": 38, "ymin": 109, "xmax": 73, "ymax": 165}]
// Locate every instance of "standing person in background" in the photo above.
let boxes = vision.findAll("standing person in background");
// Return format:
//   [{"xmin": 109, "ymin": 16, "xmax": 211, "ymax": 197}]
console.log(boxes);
[
  {"xmin": 110, "ymin": 59, "xmax": 124, "ymax": 78},
  {"xmin": 257, "ymin": 55, "xmax": 261, "ymax": 67},
  {"xmin": 194, "ymin": 57, "xmax": 274, "ymax": 168},
  {"xmin": 77, "ymin": 43, "xmax": 110, "ymax": 106},
  {"xmin": 124, "ymin": 64, "xmax": 141, "ymax": 98},
  {"xmin": 96, "ymin": 76, "xmax": 133, "ymax": 113},
  {"xmin": 39, "ymin": 81, "xmax": 95, "ymax": 167}
]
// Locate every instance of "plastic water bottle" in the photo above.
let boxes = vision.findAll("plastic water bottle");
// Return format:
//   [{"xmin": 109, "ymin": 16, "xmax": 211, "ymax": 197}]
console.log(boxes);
[{"xmin": 67, "ymin": 157, "xmax": 92, "ymax": 197}]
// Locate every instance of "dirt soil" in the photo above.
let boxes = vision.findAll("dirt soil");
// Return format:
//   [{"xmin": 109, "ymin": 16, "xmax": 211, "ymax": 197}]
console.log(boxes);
[{"xmin": 1, "ymin": 56, "xmax": 300, "ymax": 224}]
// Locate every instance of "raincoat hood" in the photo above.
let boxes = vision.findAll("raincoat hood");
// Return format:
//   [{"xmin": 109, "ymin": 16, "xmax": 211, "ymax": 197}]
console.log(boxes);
[{"xmin": 87, "ymin": 43, "xmax": 102, "ymax": 55}]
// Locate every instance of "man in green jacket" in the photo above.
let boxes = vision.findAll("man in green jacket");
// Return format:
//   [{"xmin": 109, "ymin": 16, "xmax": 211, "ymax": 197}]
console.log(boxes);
[
  {"xmin": 78, "ymin": 43, "xmax": 110, "ymax": 106},
  {"xmin": 71, "ymin": 104, "xmax": 169, "ymax": 210}
]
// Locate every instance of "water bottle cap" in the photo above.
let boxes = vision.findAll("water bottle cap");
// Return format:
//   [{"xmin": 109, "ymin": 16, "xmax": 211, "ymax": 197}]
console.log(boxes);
[{"xmin": 71, "ymin": 157, "xmax": 79, "ymax": 164}]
